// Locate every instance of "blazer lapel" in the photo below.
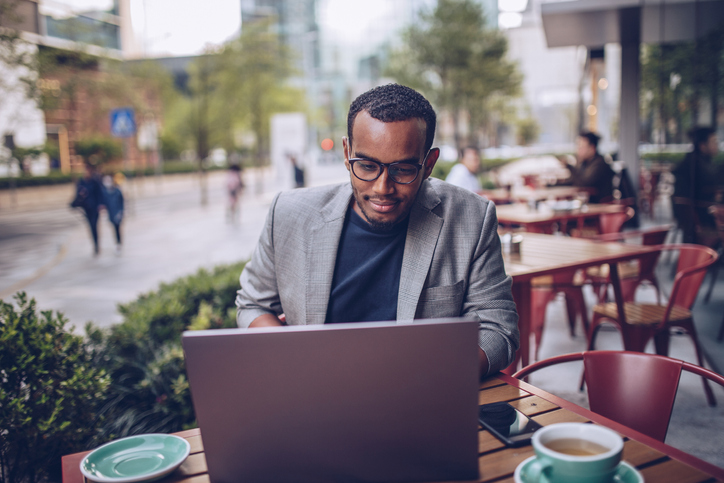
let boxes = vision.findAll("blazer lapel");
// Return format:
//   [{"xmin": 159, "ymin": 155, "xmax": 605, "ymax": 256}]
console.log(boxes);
[
  {"xmin": 305, "ymin": 184, "xmax": 353, "ymax": 324},
  {"xmin": 397, "ymin": 181, "xmax": 442, "ymax": 320}
]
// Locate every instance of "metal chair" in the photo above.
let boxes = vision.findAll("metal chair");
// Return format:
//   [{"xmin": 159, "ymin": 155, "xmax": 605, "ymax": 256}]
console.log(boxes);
[
  {"xmin": 513, "ymin": 351, "xmax": 724, "ymax": 441},
  {"xmin": 707, "ymin": 204, "xmax": 724, "ymax": 340},
  {"xmin": 587, "ymin": 244, "xmax": 719, "ymax": 406},
  {"xmin": 585, "ymin": 225, "xmax": 672, "ymax": 303}
]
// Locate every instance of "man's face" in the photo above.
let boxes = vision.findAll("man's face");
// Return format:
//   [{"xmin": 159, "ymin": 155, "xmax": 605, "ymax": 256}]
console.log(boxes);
[
  {"xmin": 462, "ymin": 148, "xmax": 480, "ymax": 174},
  {"xmin": 343, "ymin": 110, "xmax": 438, "ymax": 230},
  {"xmin": 701, "ymin": 134, "xmax": 719, "ymax": 157},
  {"xmin": 576, "ymin": 136, "xmax": 595, "ymax": 161}
]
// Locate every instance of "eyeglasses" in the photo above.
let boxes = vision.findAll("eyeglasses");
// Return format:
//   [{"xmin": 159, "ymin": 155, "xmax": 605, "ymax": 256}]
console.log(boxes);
[{"xmin": 348, "ymin": 155, "xmax": 427, "ymax": 185}]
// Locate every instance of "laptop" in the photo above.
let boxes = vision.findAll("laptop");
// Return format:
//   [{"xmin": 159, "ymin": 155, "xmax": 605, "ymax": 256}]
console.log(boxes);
[{"xmin": 182, "ymin": 318, "xmax": 480, "ymax": 483}]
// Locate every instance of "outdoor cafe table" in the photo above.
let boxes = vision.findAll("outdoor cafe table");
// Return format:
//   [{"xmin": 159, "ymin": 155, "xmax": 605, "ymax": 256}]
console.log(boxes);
[
  {"xmin": 61, "ymin": 373, "xmax": 724, "ymax": 482},
  {"xmin": 496, "ymin": 202, "xmax": 624, "ymax": 234},
  {"xmin": 502, "ymin": 233, "xmax": 658, "ymax": 371},
  {"xmin": 481, "ymin": 186, "xmax": 584, "ymax": 205}
]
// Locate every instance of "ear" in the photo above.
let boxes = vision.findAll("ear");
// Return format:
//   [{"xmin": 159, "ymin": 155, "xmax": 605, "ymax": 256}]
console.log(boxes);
[
  {"xmin": 342, "ymin": 137, "xmax": 351, "ymax": 172},
  {"xmin": 422, "ymin": 148, "xmax": 440, "ymax": 180}
]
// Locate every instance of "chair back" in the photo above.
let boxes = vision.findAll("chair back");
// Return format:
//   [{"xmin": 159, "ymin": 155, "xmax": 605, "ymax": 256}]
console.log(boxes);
[
  {"xmin": 599, "ymin": 207, "xmax": 635, "ymax": 235},
  {"xmin": 583, "ymin": 351, "xmax": 681, "ymax": 441},
  {"xmin": 665, "ymin": 244, "xmax": 719, "ymax": 312},
  {"xmin": 513, "ymin": 351, "xmax": 724, "ymax": 441}
]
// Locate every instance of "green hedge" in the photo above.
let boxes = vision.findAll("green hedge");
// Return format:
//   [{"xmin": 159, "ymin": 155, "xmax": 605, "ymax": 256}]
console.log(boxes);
[
  {"xmin": 0, "ymin": 162, "xmax": 225, "ymax": 190},
  {"xmin": 0, "ymin": 260, "xmax": 246, "ymax": 481}
]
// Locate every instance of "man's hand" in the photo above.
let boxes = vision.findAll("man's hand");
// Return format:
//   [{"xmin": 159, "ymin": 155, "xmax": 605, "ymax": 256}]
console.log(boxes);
[{"xmin": 249, "ymin": 313, "xmax": 285, "ymax": 328}]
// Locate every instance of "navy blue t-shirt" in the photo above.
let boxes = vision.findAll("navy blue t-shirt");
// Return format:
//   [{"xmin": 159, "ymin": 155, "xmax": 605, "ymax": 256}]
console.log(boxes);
[{"xmin": 325, "ymin": 206, "xmax": 409, "ymax": 324}]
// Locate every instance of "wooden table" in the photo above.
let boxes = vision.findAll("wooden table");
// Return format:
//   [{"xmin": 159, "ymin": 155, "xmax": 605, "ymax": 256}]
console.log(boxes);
[
  {"xmin": 481, "ymin": 186, "xmax": 585, "ymax": 205},
  {"xmin": 496, "ymin": 202, "xmax": 624, "ymax": 234},
  {"xmin": 61, "ymin": 373, "xmax": 724, "ymax": 482},
  {"xmin": 502, "ymin": 233, "xmax": 657, "ymax": 370}
]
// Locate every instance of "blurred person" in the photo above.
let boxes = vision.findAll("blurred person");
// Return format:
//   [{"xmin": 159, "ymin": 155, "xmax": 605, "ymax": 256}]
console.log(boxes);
[
  {"xmin": 672, "ymin": 126, "xmax": 722, "ymax": 244},
  {"xmin": 236, "ymin": 84, "xmax": 519, "ymax": 378},
  {"xmin": 226, "ymin": 164, "xmax": 245, "ymax": 223},
  {"xmin": 559, "ymin": 130, "xmax": 615, "ymax": 203},
  {"xmin": 70, "ymin": 163, "xmax": 104, "ymax": 256},
  {"xmin": 446, "ymin": 146, "xmax": 482, "ymax": 193},
  {"xmin": 103, "ymin": 173, "xmax": 125, "ymax": 253},
  {"xmin": 289, "ymin": 154, "xmax": 305, "ymax": 188}
]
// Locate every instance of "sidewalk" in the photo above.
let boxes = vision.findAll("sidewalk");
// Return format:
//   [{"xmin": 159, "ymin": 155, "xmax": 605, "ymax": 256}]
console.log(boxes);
[{"xmin": 0, "ymin": 163, "xmax": 350, "ymax": 328}]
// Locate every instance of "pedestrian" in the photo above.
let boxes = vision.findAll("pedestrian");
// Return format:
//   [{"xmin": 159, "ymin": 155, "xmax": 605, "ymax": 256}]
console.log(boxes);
[
  {"xmin": 103, "ymin": 173, "xmax": 125, "ymax": 253},
  {"xmin": 70, "ymin": 163, "xmax": 104, "ymax": 256},
  {"xmin": 289, "ymin": 154, "xmax": 305, "ymax": 188},
  {"xmin": 226, "ymin": 164, "xmax": 245, "ymax": 223}
]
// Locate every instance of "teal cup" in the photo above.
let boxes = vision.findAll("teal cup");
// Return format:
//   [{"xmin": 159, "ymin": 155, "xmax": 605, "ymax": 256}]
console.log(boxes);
[{"xmin": 526, "ymin": 423, "xmax": 624, "ymax": 483}]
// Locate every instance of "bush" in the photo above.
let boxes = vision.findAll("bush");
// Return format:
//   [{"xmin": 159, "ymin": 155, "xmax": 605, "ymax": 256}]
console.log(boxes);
[
  {"xmin": 92, "ymin": 261, "xmax": 246, "ymax": 440},
  {"xmin": 0, "ymin": 293, "xmax": 109, "ymax": 483},
  {"xmin": 74, "ymin": 136, "xmax": 123, "ymax": 165}
]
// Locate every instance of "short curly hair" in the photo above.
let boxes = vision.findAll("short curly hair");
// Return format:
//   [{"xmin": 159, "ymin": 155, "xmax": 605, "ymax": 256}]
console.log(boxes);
[{"xmin": 347, "ymin": 84, "xmax": 437, "ymax": 154}]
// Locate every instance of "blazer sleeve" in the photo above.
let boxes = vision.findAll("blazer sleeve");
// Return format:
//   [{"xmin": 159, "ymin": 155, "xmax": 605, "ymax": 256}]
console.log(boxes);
[
  {"xmin": 465, "ymin": 201, "xmax": 520, "ymax": 375},
  {"xmin": 236, "ymin": 192, "xmax": 284, "ymax": 328}
]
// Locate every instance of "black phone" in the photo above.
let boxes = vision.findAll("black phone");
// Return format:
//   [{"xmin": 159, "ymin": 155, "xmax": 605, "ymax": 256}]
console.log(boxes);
[{"xmin": 478, "ymin": 402, "xmax": 543, "ymax": 447}]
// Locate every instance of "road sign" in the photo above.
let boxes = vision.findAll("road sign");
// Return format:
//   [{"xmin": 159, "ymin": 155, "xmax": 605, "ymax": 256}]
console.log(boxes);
[{"xmin": 110, "ymin": 108, "xmax": 136, "ymax": 138}]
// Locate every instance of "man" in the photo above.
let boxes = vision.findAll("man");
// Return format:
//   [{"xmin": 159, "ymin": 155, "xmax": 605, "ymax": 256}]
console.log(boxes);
[
  {"xmin": 236, "ymin": 84, "xmax": 519, "ymax": 377},
  {"xmin": 672, "ymin": 126, "xmax": 722, "ymax": 243},
  {"xmin": 446, "ymin": 146, "xmax": 482, "ymax": 193},
  {"xmin": 561, "ymin": 130, "xmax": 614, "ymax": 204}
]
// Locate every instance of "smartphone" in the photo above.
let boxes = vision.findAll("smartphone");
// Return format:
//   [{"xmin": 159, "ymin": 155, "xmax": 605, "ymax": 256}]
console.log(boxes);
[{"xmin": 478, "ymin": 402, "xmax": 543, "ymax": 447}]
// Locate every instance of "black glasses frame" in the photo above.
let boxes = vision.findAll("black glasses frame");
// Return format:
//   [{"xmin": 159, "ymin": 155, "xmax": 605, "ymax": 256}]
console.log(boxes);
[{"xmin": 348, "ymin": 151, "xmax": 430, "ymax": 185}]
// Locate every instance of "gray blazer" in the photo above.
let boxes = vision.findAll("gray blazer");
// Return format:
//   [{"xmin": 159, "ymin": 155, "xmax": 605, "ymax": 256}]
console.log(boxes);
[{"xmin": 236, "ymin": 177, "xmax": 519, "ymax": 374}]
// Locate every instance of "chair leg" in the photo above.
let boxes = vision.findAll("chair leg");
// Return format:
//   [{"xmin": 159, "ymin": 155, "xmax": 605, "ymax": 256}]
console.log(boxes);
[
  {"xmin": 654, "ymin": 330, "xmax": 670, "ymax": 357},
  {"xmin": 564, "ymin": 294, "xmax": 577, "ymax": 337},
  {"xmin": 619, "ymin": 325, "xmax": 652, "ymax": 353},
  {"xmin": 703, "ymin": 264, "xmax": 719, "ymax": 303},
  {"xmin": 718, "ymin": 312, "xmax": 724, "ymax": 342},
  {"xmin": 674, "ymin": 321, "xmax": 717, "ymax": 407}
]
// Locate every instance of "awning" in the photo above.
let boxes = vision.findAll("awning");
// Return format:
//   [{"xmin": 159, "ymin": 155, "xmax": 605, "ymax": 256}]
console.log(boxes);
[{"xmin": 541, "ymin": 0, "xmax": 724, "ymax": 48}]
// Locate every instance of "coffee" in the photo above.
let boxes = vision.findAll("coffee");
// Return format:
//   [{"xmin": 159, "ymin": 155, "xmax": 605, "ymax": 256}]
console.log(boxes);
[{"xmin": 543, "ymin": 438, "xmax": 610, "ymax": 457}]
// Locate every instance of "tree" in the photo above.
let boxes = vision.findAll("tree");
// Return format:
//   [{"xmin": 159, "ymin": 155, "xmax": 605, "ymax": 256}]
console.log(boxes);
[
  {"xmin": 641, "ymin": 28, "xmax": 724, "ymax": 143},
  {"xmin": 215, "ymin": 18, "xmax": 305, "ymax": 169},
  {"xmin": 385, "ymin": 0, "xmax": 522, "ymax": 149}
]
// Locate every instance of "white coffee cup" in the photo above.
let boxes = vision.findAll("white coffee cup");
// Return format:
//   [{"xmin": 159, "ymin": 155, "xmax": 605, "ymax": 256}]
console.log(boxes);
[{"xmin": 525, "ymin": 423, "xmax": 624, "ymax": 483}]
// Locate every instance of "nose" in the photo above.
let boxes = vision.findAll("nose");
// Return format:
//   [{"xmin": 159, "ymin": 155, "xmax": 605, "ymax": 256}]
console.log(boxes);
[{"xmin": 371, "ymin": 165, "xmax": 395, "ymax": 195}]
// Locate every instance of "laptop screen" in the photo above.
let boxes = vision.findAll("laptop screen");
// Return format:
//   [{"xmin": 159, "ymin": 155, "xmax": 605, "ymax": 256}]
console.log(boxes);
[{"xmin": 182, "ymin": 318, "xmax": 480, "ymax": 483}]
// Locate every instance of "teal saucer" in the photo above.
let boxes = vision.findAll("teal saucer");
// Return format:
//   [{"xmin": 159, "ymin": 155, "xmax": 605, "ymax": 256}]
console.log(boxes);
[
  {"xmin": 514, "ymin": 455, "xmax": 643, "ymax": 483},
  {"xmin": 80, "ymin": 434, "xmax": 190, "ymax": 483}
]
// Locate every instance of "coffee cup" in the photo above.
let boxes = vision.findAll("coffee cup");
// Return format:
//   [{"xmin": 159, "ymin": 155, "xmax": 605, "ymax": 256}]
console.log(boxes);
[{"xmin": 525, "ymin": 423, "xmax": 623, "ymax": 483}]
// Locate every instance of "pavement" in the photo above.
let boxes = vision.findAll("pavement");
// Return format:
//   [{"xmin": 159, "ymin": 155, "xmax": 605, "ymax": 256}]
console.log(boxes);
[{"xmin": 1, "ymin": 165, "xmax": 722, "ymax": 469}]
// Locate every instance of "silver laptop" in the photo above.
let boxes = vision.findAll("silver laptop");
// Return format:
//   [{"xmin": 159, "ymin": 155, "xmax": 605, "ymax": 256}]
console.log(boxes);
[{"xmin": 182, "ymin": 318, "xmax": 480, "ymax": 483}]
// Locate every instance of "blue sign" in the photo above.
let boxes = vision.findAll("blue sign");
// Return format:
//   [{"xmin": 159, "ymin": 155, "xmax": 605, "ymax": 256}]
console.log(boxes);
[{"xmin": 110, "ymin": 108, "xmax": 136, "ymax": 138}]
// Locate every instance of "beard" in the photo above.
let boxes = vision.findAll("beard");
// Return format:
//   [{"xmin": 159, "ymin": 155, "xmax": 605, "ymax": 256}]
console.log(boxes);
[{"xmin": 352, "ymin": 191, "xmax": 413, "ymax": 232}]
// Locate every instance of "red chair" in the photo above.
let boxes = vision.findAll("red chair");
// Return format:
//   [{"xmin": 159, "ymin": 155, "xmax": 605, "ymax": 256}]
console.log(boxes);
[
  {"xmin": 707, "ymin": 205, "xmax": 724, "ymax": 340},
  {"xmin": 587, "ymin": 244, "xmax": 719, "ymax": 406},
  {"xmin": 585, "ymin": 225, "xmax": 672, "ymax": 303},
  {"xmin": 513, "ymin": 351, "xmax": 724, "ymax": 441}
]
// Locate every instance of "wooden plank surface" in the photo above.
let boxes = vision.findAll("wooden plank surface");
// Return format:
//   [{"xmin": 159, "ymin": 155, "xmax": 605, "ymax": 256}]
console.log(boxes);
[{"xmin": 62, "ymin": 376, "xmax": 722, "ymax": 483}]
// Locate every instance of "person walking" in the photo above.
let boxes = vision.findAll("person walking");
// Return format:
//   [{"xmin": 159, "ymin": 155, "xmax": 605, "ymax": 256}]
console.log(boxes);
[
  {"xmin": 103, "ymin": 173, "xmax": 125, "ymax": 253},
  {"xmin": 226, "ymin": 164, "xmax": 245, "ymax": 223},
  {"xmin": 71, "ymin": 163, "xmax": 105, "ymax": 256}
]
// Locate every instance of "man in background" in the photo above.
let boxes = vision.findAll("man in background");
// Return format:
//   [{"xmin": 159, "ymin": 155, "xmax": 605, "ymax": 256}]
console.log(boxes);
[
  {"xmin": 561, "ymin": 130, "xmax": 614, "ymax": 204},
  {"xmin": 446, "ymin": 146, "xmax": 482, "ymax": 193},
  {"xmin": 672, "ymin": 126, "xmax": 722, "ymax": 243}
]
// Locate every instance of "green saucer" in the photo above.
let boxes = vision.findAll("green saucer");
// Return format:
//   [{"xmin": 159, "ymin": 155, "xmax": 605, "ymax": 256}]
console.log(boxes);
[
  {"xmin": 514, "ymin": 455, "xmax": 643, "ymax": 483},
  {"xmin": 80, "ymin": 434, "xmax": 190, "ymax": 483}
]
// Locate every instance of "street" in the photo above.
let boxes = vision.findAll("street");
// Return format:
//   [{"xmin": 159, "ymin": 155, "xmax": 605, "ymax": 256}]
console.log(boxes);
[{"xmin": 0, "ymin": 163, "xmax": 349, "ymax": 329}]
